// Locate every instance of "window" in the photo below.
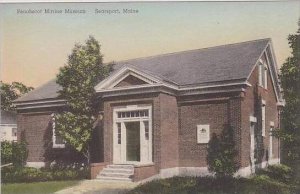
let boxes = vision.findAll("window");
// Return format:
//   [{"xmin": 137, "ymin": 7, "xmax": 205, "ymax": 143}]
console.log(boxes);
[
  {"xmin": 269, "ymin": 124, "xmax": 274, "ymax": 159},
  {"xmin": 144, "ymin": 121, "xmax": 149, "ymax": 140},
  {"xmin": 261, "ymin": 100, "xmax": 266, "ymax": 137},
  {"xmin": 258, "ymin": 62, "xmax": 263, "ymax": 86},
  {"xmin": 197, "ymin": 125, "xmax": 210, "ymax": 143},
  {"xmin": 117, "ymin": 123, "xmax": 121, "ymax": 144},
  {"xmin": 12, "ymin": 128, "xmax": 17, "ymax": 137},
  {"xmin": 117, "ymin": 110, "xmax": 149, "ymax": 119},
  {"xmin": 51, "ymin": 113, "xmax": 65, "ymax": 148},
  {"xmin": 258, "ymin": 59, "xmax": 268, "ymax": 89},
  {"xmin": 264, "ymin": 65, "xmax": 268, "ymax": 89}
]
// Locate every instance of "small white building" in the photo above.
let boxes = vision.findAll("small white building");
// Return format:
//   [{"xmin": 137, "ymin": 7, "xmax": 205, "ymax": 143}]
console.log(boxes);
[{"xmin": 1, "ymin": 110, "xmax": 17, "ymax": 142}]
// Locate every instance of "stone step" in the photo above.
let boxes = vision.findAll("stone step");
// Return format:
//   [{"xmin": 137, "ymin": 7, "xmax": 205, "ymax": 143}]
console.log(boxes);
[
  {"xmin": 96, "ymin": 176, "xmax": 133, "ymax": 182},
  {"xmin": 96, "ymin": 164, "xmax": 135, "ymax": 182},
  {"xmin": 107, "ymin": 164, "xmax": 134, "ymax": 170},
  {"xmin": 102, "ymin": 168, "xmax": 133, "ymax": 174},
  {"xmin": 99, "ymin": 172, "xmax": 133, "ymax": 178}
]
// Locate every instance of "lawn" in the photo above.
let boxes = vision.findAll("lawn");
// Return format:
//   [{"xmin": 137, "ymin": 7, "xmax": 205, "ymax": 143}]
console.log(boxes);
[
  {"xmin": 127, "ymin": 176, "xmax": 298, "ymax": 194},
  {"xmin": 1, "ymin": 180, "xmax": 79, "ymax": 194}
]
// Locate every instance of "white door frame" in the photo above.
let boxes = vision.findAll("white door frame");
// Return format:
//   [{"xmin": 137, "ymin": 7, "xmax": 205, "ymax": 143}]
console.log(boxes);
[{"xmin": 113, "ymin": 105, "xmax": 153, "ymax": 165}]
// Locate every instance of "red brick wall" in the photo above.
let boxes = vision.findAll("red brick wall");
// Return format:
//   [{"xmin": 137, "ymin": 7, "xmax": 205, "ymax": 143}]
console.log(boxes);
[
  {"xmin": 134, "ymin": 165, "xmax": 158, "ymax": 181},
  {"xmin": 241, "ymin": 57, "xmax": 280, "ymax": 167},
  {"xmin": 17, "ymin": 113, "xmax": 52, "ymax": 162},
  {"xmin": 102, "ymin": 92, "xmax": 179, "ymax": 179},
  {"xmin": 17, "ymin": 112, "xmax": 86, "ymax": 165},
  {"xmin": 178, "ymin": 100, "xmax": 230, "ymax": 167},
  {"xmin": 159, "ymin": 93, "xmax": 179, "ymax": 169}
]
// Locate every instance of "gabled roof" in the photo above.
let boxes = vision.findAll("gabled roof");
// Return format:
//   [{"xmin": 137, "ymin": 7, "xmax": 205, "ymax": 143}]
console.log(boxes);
[
  {"xmin": 15, "ymin": 38, "xmax": 274, "ymax": 103},
  {"xmin": 1, "ymin": 110, "xmax": 17, "ymax": 125},
  {"xmin": 114, "ymin": 38, "xmax": 270, "ymax": 86}
]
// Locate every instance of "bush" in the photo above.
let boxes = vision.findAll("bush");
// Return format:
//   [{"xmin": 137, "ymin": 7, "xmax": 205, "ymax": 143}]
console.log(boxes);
[
  {"xmin": 12, "ymin": 141, "xmax": 28, "ymax": 167},
  {"xmin": 1, "ymin": 166, "xmax": 89, "ymax": 183},
  {"xmin": 1, "ymin": 141, "xmax": 13, "ymax": 164},
  {"xmin": 207, "ymin": 125, "xmax": 238, "ymax": 177},
  {"xmin": 1, "ymin": 141, "xmax": 28, "ymax": 167},
  {"xmin": 128, "ymin": 176, "xmax": 294, "ymax": 194},
  {"xmin": 256, "ymin": 164, "xmax": 293, "ymax": 183}
]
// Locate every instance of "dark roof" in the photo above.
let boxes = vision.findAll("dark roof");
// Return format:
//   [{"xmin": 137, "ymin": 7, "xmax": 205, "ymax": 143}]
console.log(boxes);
[
  {"xmin": 116, "ymin": 38, "xmax": 269, "ymax": 85},
  {"xmin": 15, "ymin": 38, "xmax": 270, "ymax": 102},
  {"xmin": 1, "ymin": 110, "xmax": 17, "ymax": 125},
  {"xmin": 15, "ymin": 79, "xmax": 61, "ymax": 102}
]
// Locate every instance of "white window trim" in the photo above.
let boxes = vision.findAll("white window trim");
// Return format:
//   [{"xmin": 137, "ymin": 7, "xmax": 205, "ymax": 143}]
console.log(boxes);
[
  {"xmin": 258, "ymin": 60, "xmax": 263, "ymax": 87},
  {"xmin": 249, "ymin": 116, "xmax": 257, "ymax": 123},
  {"xmin": 197, "ymin": 124, "xmax": 210, "ymax": 144},
  {"xmin": 269, "ymin": 122, "xmax": 274, "ymax": 159},
  {"xmin": 258, "ymin": 59, "xmax": 268, "ymax": 89},
  {"xmin": 51, "ymin": 113, "xmax": 65, "ymax": 149},
  {"xmin": 261, "ymin": 100, "xmax": 266, "ymax": 137},
  {"xmin": 264, "ymin": 65, "xmax": 268, "ymax": 89}
]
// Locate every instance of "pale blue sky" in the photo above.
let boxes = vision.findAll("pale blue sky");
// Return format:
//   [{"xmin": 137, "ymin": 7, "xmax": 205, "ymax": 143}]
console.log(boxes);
[{"xmin": 1, "ymin": 2, "xmax": 299, "ymax": 87}]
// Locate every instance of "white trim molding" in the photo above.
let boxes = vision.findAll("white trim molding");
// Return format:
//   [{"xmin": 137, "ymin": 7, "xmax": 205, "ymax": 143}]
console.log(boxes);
[
  {"xmin": 95, "ymin": 66, "xmax": 251, "ymax": 98},
  {"xmin": 249, "ymin": 116, "xmax": 257, "ymax": 123},
  {"xmin": 51, "ymin": 113, "xmax": 65, "ymax": 149},
  {"xmin": 112, "ymin": 104, "xmax": 153, "ymax": 165}
]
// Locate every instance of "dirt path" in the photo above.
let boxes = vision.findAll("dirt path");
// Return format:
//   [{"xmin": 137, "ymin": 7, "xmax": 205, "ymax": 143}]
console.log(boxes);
[{"xmin": 54, "ymin": 180, "xmax": 138, "ymax": 194}]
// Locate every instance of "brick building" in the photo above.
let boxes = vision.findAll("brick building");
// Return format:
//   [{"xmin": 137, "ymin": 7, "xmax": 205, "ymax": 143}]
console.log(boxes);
[{"xmin": 14, "ymin": 38, "xmax": 284, "ymax": 181}]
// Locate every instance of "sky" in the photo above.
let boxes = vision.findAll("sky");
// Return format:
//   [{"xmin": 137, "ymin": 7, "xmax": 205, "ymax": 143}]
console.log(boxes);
[{"xmin": 0, "ymin": 1, "xmax": 299, "ymax": 87}]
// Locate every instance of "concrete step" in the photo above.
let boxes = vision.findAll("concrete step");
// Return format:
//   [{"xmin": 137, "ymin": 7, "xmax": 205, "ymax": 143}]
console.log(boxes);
[
  {"xmin": 107, "ymin": 164, "xmax": 134, "ymax": 170},
  {"xmin": 99, "ymin": 172, "xmax": 133, "ymax": 178},
  {"xmin": 96, "ymin": 164, "xmax": 135, "ymax": 182},
  {"xmin": 96, "ymin": 176, "xmax": 133, "ymax": 182},
  {"xmin": 102, "ymin": 168, "xmax": 133, "ymax": 174}
]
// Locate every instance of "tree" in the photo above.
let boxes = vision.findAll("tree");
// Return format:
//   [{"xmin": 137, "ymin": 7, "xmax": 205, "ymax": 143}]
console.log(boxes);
[
  {"xmin": 207, "ymin": 125, "xmax": 238, "ymax": 177},
  {"xmin": 55, "ymin": 36, "xmax": 113, "ymax": 164},
  {"xmin": 0, "ymin": 81, "xmax": 34, "ymax": 111},
  {"xmin": 274, "ymin": 19, "xmax": 300, "ymax": 174}
]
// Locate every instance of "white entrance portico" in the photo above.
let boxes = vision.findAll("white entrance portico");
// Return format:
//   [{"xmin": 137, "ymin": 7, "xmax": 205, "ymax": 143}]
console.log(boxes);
[{"xmin": 113, "ymin": 105, "xmax": 153, "ymax": 165}]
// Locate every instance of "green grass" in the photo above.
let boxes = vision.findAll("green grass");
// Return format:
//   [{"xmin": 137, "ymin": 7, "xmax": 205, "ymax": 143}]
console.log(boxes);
[
  {"xmin": 1, "ymin": 180, "xmax": 79, "ymax": 194},
  {"xmin": 127, "ymin": 176, "xmax": 298, "ymax": 194}
]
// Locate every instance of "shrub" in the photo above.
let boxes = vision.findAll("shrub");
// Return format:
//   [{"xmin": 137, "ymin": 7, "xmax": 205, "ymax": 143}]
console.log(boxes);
[
  {"xmin": 207, "ymin": 125, "xmax": 238, "ymax": 177},
  {"xmin": 12, "ymin": 141, "xmax": 28, "ymax": 167},
  {"xmin": 257, "ymin": 164, "xmax": 293, "ymax": 183},
  {"xmin": 128, "ymin": 176, "xmax": 295, "ymax": 194},
  {"xmin": 1, "ymin": 166, "xmax": 89, "ymax": 183},
  {"xmin": 1, "ymin": 141, "xmax": 28, "ymax": 167},
  {"xmin": 1, "ymin": 141, "xmax": 13, "ymax": 164}
]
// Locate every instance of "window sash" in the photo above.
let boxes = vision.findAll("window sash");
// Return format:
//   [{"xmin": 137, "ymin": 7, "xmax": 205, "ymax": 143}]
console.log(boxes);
[
  {"xmin": 51, "ymin": 113, "xmax": 65, "ymax": 148},
  {"xmin": 261, "ymin": 102, "xmax": 266, "ymax": 137}
]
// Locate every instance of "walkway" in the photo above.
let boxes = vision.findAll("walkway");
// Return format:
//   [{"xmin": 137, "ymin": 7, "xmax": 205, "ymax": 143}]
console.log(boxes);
[{"xmin": 54, "ymin": 180, "xmax": 138, "ymax": 194}]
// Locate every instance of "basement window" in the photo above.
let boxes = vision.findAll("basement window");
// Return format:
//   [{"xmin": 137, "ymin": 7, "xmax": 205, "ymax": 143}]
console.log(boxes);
[{"xmin": 51, "ymin": 113, "xmax": 65, "ymax": 148}]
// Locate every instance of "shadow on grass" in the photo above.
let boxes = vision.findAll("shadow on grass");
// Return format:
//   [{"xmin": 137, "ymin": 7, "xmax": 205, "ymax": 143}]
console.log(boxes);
[{"xmin": 127, "ymin": 176, "xmax": 296, "ymax": 194}]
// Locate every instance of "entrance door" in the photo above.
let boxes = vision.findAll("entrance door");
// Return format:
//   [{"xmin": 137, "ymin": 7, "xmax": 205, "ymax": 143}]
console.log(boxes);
[
  {"xmin": 113, "ymin": 106, "xmax": 152, "ymax": 165},
  {"xmin": 125, "ymin": 122, "xmax": 140, "ymax": 162}
]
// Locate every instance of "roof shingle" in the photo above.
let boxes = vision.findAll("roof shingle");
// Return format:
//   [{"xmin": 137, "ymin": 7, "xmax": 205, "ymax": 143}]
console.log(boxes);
[{"xmin": 15, "ymin": 38, "xmax": 270, "ymax": 102}]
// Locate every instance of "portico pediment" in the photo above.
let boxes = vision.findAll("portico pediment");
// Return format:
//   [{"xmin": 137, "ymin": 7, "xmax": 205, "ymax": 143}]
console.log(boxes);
[{"xmin": 95, "ymin": 66, "xmax": 164, "ymax": 92}]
